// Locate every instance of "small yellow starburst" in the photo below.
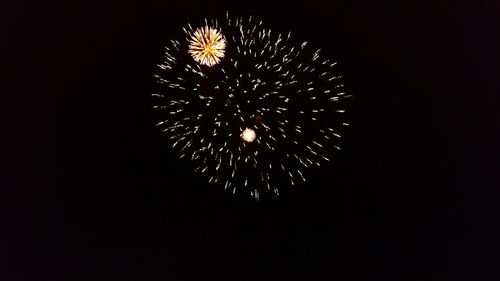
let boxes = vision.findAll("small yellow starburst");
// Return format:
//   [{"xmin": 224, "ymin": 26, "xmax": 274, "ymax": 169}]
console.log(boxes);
[
  {"xmin": 188, "ymin": 26, "xmax": 226, "ymax": 67},
  {"xmin": 241, "ymin": 128, "xmax": 256, "ymax": 143}
]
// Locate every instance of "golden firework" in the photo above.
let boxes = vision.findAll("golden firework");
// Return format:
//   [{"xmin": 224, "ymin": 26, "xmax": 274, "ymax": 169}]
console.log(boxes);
[
  {"xmin": 188, "ymin": 26, "xmax": 226, "ymax": 67},
  {"xmin": 241, "ymin": 128, "xmax": 256, "ymax": 143}
]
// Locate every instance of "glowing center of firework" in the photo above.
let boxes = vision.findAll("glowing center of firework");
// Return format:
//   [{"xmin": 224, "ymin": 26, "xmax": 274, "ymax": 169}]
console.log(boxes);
[
  {"xmin": 241, "ymin": 128, "xmax": 256, "ymax": 143},
  {"xmin": 188, "ymin": 26, "xmax": 226, "ymax": 67}
]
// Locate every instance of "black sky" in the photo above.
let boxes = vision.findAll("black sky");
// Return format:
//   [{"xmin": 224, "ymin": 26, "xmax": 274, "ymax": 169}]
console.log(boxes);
[{"xmin": 2, "ymin": 0, "xmax": 500, "ymax": 280}]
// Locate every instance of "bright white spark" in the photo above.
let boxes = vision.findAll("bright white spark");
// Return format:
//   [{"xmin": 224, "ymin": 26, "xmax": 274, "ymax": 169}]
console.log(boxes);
[{"xmin": 241, "ymin": 128, "xmax": 256, "ymax": 143}]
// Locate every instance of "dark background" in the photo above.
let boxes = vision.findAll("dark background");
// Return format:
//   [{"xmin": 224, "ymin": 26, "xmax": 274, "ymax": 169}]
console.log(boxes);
[{"xmin": 2, "ymin": 0, "xmax": 499, "ymax": 280}]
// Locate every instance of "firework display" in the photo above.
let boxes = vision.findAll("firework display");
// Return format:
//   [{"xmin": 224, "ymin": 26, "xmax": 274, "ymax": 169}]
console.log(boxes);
[{"xmin": 153, "ymin": 13, "xmax": 351, "ymax": 199}]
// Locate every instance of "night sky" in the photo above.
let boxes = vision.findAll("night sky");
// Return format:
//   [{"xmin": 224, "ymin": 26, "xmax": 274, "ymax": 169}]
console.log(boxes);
[{"xmin": 2, "ymin": 0, "xmax": 500, "ymax": 280}]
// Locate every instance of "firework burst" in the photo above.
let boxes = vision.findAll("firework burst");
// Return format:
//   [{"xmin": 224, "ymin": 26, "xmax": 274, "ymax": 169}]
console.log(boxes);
[
  {"xmin": 153, "ymin": 13, "xmax": 352, "ymax": 199},
  {"xmin": 241, "ymin": 128, "xmax": 256, "ymax": 143},
  {"xmin": 188, "ymin": 26, "xmax": 226, "ymax": 67}
]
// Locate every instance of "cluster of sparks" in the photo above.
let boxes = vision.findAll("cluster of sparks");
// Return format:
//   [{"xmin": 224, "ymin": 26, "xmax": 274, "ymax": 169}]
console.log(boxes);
[
  {"xmin": 241, "ymin": 128, "xmax": 256, "ymax": 143},
  {"xmin": 188, "ymin": 26, "xmax": 226, "ymax": 67},
  {"xmin": 153, "ymin": 13, "xmax": 351, "ymax": 199}
]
